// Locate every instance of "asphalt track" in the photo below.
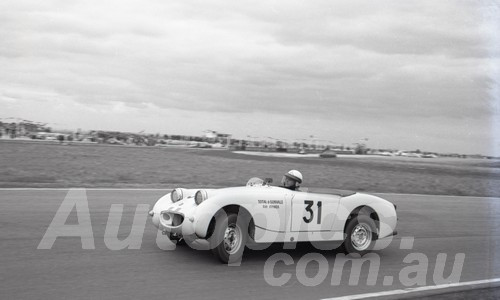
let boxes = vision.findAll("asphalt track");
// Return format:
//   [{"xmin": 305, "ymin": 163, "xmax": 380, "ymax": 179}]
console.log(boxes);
[{"xmin": 1, "ymin": 189, "xmax": 499, "ymax": 300}]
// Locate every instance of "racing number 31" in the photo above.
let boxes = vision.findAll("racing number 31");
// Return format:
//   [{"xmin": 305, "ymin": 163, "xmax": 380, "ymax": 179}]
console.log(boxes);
[{"xmin": 303, "ymin": 200, "xmax": 322, "ymax": 224}]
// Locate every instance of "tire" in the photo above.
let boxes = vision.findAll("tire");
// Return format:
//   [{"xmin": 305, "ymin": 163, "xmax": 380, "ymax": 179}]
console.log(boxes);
[
  {"xmin": 342, "ymin": 215, "xmax": 377, "ymax": 256},
  {"xmin": 210, "ymin": 212, "xmax": 248, "ymax": 264}
]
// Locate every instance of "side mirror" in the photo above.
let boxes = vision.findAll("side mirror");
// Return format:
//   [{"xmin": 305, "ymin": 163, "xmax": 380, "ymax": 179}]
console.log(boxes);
[{"xmin": 264, "ymin": 178, "xmax": 273, "ymax": 185}]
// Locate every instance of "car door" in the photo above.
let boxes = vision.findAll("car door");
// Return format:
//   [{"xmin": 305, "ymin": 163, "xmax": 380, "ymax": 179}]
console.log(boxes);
[
  {"xmin": 249, "ymin": 187, "xmax": 288, "ymax": 233},
  {"xmin": 289, "ymin": 191, "xmax": 340, "ymax": 232}
]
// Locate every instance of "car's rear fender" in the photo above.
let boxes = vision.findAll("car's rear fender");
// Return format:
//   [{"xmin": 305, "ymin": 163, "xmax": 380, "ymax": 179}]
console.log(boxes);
[{"xmin": 334, "ymin": 193, "xmax": 397, "ymax": 239}]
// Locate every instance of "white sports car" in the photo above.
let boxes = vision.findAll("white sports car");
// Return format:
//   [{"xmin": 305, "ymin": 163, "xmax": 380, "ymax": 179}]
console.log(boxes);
[{"xmin": 149, "ymin": 177, "xmax": 398, "ymax": 263}]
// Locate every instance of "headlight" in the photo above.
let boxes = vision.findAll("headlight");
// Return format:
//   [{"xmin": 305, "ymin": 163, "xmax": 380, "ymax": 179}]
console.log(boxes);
[
  {"xmin": 170, "ymin": 188, "xmax": 184, "ymax": 203},
  {"xmin": 195, "ymin": 190, "xmax": 208, "ymax": 205}
]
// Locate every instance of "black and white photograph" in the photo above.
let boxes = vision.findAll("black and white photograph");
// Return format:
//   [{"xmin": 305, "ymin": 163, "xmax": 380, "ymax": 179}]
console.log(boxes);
[{"xmin": 1, "ymin": 1, "xmax": 499, "ymax": 299}]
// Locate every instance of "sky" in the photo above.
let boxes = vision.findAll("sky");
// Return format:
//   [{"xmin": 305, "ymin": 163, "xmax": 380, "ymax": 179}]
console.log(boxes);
[{"xmin": 1, "ymin": 0, "xmax": 499, "ymax": 155}]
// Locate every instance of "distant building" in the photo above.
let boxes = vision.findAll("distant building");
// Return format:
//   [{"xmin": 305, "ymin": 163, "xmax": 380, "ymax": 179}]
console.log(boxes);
[{"xmin": 204, "ymin": 130, "xmax": 231, "ymax": 146}]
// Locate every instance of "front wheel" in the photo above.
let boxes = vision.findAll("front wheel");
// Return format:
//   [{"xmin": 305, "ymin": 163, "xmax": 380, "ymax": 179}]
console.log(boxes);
[
  {"xmin": 210, "ymin": 213, "xmax": 248, "ymax": 264},
  {"xmin": 342, "ymin": 215, "xmax": 377, "ymax": 256}
]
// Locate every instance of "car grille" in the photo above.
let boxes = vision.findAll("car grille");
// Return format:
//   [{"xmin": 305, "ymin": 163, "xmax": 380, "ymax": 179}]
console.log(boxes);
[{"xmin": 172, "ymin": 213, "xmax": 184, "ymax": 227}]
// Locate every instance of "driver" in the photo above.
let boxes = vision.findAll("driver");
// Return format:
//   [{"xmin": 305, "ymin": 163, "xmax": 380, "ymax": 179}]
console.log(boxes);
[{"xmin": 281, "ymin": 170, "xmax": 303, "ymax": 191}]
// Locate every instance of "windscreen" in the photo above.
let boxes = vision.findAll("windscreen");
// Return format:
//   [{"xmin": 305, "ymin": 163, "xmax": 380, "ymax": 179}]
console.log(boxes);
[{"xmin": 246, "ymin": 177, "xmax": 264, "ymax": 186}]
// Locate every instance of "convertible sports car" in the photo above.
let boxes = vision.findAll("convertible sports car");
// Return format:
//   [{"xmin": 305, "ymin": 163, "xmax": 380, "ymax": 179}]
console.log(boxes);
[{"xmin": 149, "ymin": 177, "xmax": 398, "ymax": 263}]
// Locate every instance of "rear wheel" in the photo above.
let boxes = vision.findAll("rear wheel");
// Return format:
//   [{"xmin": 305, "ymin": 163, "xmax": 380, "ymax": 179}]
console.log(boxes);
[
  {"xmin": 210, "ymin": 213, "xmax": 248, "ymax": 264},
  {"xmin": 342, "ymin": 215, "xmax": 377, "ymax": 256}
]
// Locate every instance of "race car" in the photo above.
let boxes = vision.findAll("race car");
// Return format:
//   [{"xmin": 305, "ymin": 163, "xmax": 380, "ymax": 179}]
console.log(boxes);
[{"xmin": 149, "ymin": 177, "xmax": 398, "ymax": 263}]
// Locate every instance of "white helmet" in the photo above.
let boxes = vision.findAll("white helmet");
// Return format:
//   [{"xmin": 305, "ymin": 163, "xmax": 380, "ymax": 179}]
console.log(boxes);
[
  {"xmin": 282, "ymin": 170, "xmax": 303, "ymax": 189},
  {"xmin": 285, "ymin": 170, "xmax": 303, "ymax": 183}
]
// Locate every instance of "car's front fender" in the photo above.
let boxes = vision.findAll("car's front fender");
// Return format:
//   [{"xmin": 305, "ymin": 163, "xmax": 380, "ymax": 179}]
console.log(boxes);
[
  {"xmin": 151, "ymin": 193, "xmax": 173, "ymax": 228},
  {"xmin": 193, "ymin": 201, "xmax": 223, "ymax": 238},
  {"xmin": 192, "ymin": 187, "xmax": 287, "ymax": 238}
]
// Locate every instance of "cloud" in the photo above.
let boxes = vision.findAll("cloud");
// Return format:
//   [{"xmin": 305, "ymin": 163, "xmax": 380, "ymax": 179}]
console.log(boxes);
[{"xmin": 0, "ymin": 0, "xmax": 498, "ymax": 154}]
